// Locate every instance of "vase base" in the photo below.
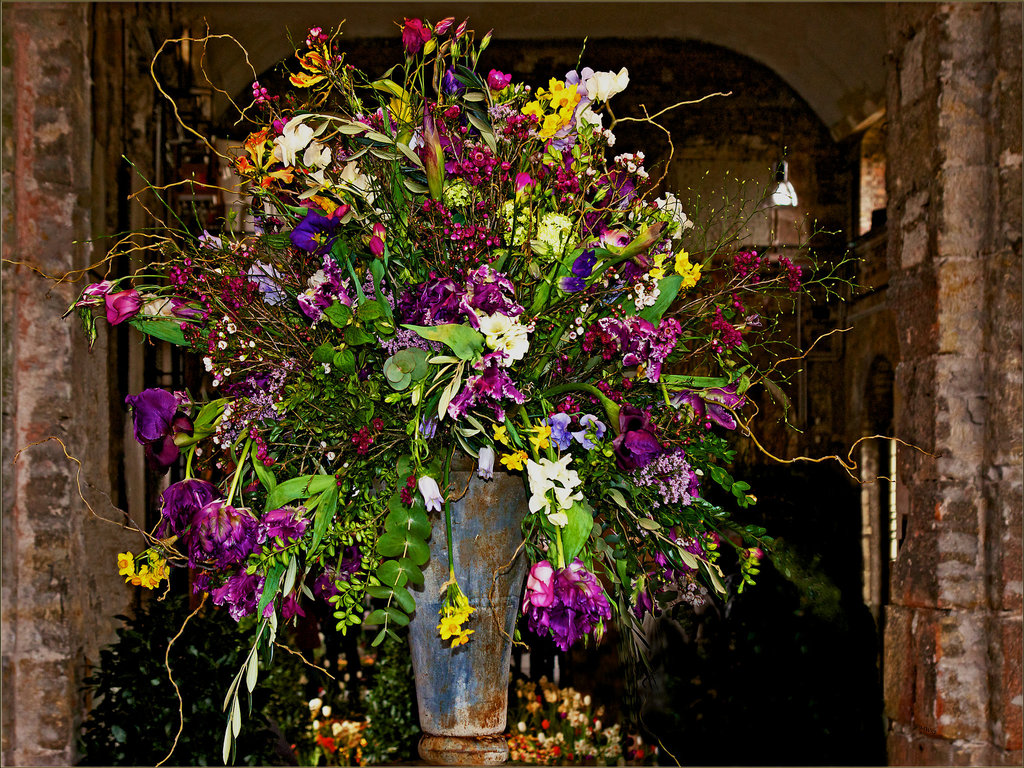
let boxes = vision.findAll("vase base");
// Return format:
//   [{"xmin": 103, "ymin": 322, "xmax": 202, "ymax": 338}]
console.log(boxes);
[{"xmin": 418, "ymin": 734, "xmax": 509, "ymax": 765}]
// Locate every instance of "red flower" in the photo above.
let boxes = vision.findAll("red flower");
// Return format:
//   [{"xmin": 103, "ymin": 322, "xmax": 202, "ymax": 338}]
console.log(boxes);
[
  {"xmin": 316, "ymin": 734, "xmax": 338, "ymax": 754},
  {"xmin": 401, "ymin": 18, "xmax": 431, "ymax": 56},
  {"xmin": 541, "ymin": 719, "xmax": 550, "ymax": 730}
]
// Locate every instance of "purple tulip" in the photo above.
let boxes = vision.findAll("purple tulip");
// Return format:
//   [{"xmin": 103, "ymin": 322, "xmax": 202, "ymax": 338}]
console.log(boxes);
[
  {"xmin": 522, "ymin": 559, "xmax": 611, "ymax": 651},
  {"xmin": 188, "ymin": 500, "xmax": 259, "ymax": 568},
  {"xmin": 158, "ymin": 478, "xmax": 217, "ymax": 538},
  {"xmin": 105, "ymin": 289, "xmax": 142, "ymax": 325},
  {"xmin": 124, "ymin": 388, "xmax": 194, "ymax": 473},
  {"xmin": 210, "ymin": 569, "xmax": 269, "ymax": 622},
  {"xmin": 262, "ymin": 505, "xmax": 309, "ymax": 547},
  {"xmin": 612, "ymin": 405, "xmax": 662, "ymax": 470}
]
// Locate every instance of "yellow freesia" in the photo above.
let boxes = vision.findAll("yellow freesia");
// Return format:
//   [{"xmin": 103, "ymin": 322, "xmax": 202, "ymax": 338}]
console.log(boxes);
[
  {"xmin": 493, "ymin": 424, "xmax": 510, "ymax": 446},
  {"xmin": 501, "ymin": 450, "xmax": 529, "ymax": 471},
  {"xmin": 529, "ymin": 425, "xmax": 552, "ymax": 451}
]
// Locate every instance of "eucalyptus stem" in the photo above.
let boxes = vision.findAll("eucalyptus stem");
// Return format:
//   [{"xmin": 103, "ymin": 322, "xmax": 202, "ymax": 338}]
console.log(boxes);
[{"xmin": 225, "ymin": 439, "xmax": 253, "ymax": 508}]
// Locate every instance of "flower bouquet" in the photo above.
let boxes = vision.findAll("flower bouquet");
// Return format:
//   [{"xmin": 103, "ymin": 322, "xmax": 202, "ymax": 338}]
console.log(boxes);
[{"xmin": 70, "ymin": 16, "xmax": 835, "ymax": 760}]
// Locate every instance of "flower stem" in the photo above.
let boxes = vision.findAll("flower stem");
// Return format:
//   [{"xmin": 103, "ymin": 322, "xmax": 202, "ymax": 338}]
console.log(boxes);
[
  {"xmin": 540, "ymin": 382, "xmax": 621, "ymax": 432},
  {"xmin": 226, "ymin": 439, "xmax": 252, "ymax": 507},
  {"xmin": 555, "ymin": 526, "xmax": 566, "ymax": 569}
]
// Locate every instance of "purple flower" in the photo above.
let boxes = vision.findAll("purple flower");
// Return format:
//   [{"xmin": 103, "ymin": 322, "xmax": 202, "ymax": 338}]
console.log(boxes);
[
  {"xmin": 281, "ymin": 593, "xmax": 306, "ymax": 621},
  {"xmin": 546, "ymin": 412, "xmax": 573, "ymax": 451},
  {"xmin": 465, "ymin": 265, "xmax": 523, "ymax": 321},
  {"xmin": 558, "ymin": 275, "xmax": 585, "ymax": 293},
  {"xmin": 477, "ymin": 445, "xmax": 495, "ymax": 480},
  {"xmin": 158, "ymin": 478, "xmax": 217, "ymax": 538},
  {"xmin": 290, "ymin": 209, "xmax": 339, "ymax": 254},
  {"xmin": 262, "ymin": 506, "xmax": 309, "ymax": 547},
  {"xmin": 571, "ymin": 249, "xmax": 597, "ymax": 278},
  {"xmin": 211, "ymin": 569, "xmax": 269, "ymax": 622},
  {"xmin": 671, "ymin": 385, "xmax": 746, "ymax": 430},
  {"xmin": 612, "ymin": 405, "xmax": 661, "ymax": 471},
  {"xmin": 571, "ymin": 413, "xmax": 606, "ymax": 450},
  {"xmin": 188, "ymin": 500, "xmax": 259, "ymax": 568},
  {"xmin": 522, "ymin": 559, "xmax": 611, "ymax": 651},
  {"xmin": 313, "ymin": 547, "xmax": 362, "ymax": 601},
  {"xmin": 446, "ymin": 353, "xmax": 526, "ymax": 421},
  {"xmin": 124, "ymin": 388, "xmax": 194, "ymax": 473},
  {"xmin": 247, "ymin": 261, "xmax": 287, "ymax": 305},
  {"xmin": 442, "ymin": 67, "xmax": 465, "ymax": 95},
  {"xmin": 105, "ymin": 289, "xmax": 143, "ymax": 325}
]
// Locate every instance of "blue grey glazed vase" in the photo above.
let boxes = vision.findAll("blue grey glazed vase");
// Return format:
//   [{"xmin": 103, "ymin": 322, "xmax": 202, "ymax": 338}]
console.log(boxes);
[{"xmin": 407, "ymin": 461, "xmax": 530, "ymax": 765}]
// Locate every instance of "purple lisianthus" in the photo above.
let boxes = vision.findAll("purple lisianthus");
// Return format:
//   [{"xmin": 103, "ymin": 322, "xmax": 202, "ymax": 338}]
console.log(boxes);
[
  {"xmin": 571, "ymin": 413, "xmax": 606, "ymax": 450},
  {"xmin": 441, "ymin": 67, "xmax": 465, "ymax": 95},
  {"xmin": 559, "ymin": 275, "xmax": 585, "ymax": 293},
  {"xmin": 401, "ymin": 17, "xmax": 431, "ymax": 56},
  {"xmin": 124, "ymin": 388, "xmax": 194, "ymax": 473},
  {"xmin": 612, "ymin": 405, "xmax": 661, "ymax": 470},
  {"xmin": 157, "ymin": 478, "xmax": 218, "ymax": 538},
  {"xmin": 522, "ymin": 558, "xmax": 611, "ymax": 652},
  {"xmin": 262, "ymin": 505, "xmax": 309, "ymax": 548},
  {"xmin": 188, "ymin": 500, "xmax": 259, "ymax": 568},
  {"xmin": 572, "ymin": 249, "xmax": 597, "ymax": 278},
  {"xmin": 105, "ymin": 289, "xmax": 143, "ymax": 325},
  {"xmin": 211, "ymin": 569, "xmax": 269, "ymax": 622},
  {"xmin": 290, "ymin": 209, "xmax": 339, "ymax": 254}
]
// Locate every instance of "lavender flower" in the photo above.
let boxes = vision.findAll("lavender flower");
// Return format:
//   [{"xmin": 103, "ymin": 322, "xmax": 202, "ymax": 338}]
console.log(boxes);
[
  {"xmin": 290, "ymin": 209, "xmax": 339, "ymax": 254},
  {"xmin": 546, "ymin": 412, "xmax": 573, "ymax": 451},
  {"xmin": 632, "ymin": 449, "xmax": 699, "ymax": 508},
  {"xmin": 246, "ymin": 261, "xmax": 287, "ymax": 305},
  {"xmin": 418, "ymin": 476, "xmax": 444, "ymax": 512},
  {"xmin": 571, "ymin": 413, "xmax": 606, "ymax": 450}
]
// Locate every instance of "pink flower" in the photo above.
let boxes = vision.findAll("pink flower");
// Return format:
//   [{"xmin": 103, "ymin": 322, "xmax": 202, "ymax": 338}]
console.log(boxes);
[
  {"xmin": 83, "ymin": 280, "xmax": 114, "ymax": 297},
  {"xmin": 369, "ymin": 223, "xmax": 386, "ymax": 258},
  {"xmin": 487, "ymin": 69, "xmax": 512, "ymax": 90},
  {"xmin": 523, "ymin": 560, "xmax": 556, "ymax": 608},
  {"xmin": 105, "ymin": 289, "xmax": 142, "ymax": 325},
  {"xmin": 515, "ymin": 172, "xmax": 535, "ymax": 195},
  {"xmin": 433, "ymin": 16, "xmax": 455, "ymax": 35},
  {"xmin": 402, "ymin": 18, "xmax": 431, "ymax": 57}
]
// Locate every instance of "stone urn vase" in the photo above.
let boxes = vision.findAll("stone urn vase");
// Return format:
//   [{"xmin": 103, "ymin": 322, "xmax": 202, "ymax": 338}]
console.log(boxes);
[{"xmin": 407, "ymin": 461, "xmax": 529, "ymax": 765}]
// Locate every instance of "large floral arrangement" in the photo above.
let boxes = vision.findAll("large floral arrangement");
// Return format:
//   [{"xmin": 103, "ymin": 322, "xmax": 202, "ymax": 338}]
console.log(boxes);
[{"xmin": 71, "ymin": 16, "xmax": 830, "ymax": 757}]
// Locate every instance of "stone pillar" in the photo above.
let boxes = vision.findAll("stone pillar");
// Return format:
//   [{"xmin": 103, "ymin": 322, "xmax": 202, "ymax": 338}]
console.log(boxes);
[
  {"xmin": 884, "ymin": 3, "xmax": 1022, "ymax": 764},
  {"xmin": 1, "ymin": 4, "xmax": 136, "ymax": 764}
]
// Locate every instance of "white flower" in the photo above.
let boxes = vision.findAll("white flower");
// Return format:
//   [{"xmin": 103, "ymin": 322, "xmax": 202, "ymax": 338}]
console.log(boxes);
[
  {"xmin": 309, "ymin": 697, "xmax": 322, "ymax": 712},
  {"xmin": 302, "ymin": 141, "xmax": 332, "ymax": 170},
  {"xmin": 525, "ymin": 456, "xmax": 583, "ymax": 525},
  {"xmin": 655, "ymin": 191, "xmax": 695, "ymax": 235},
  {"xmin": 331, "ymin": 722, "xmax": 343, "ymax": 736},
  {"xmin": 585, "ymin": 67, "xmax": 629, "ymax": 102},
  {"xmin": 338, "ymin": 160, "xmax": 375, "ymax": 204},
  {"xmin": 477, "ymin": 313, "xmax": 530, "ymax": 365},
  {"xmin": 517, "ymin": 721, "xmax": 527, "ymax": 733},
  {"xmin": 477, "ymin": 445, "xmax": 495, "ymax": 480},
  {"xmin": 321, "ymin": 705, "xmax": 331, "ymax": 718},
  {"xmin": 578, "ymin": 106, "xmax": 603, "ymax": 129},
  {"xmin": 139, "ymin": 295, "xmax": 175, "ymax": 318},
  {"xmin": 418, "ymin": 475, "xmax": 444, "ymax": 512},
  {"xmin": 273, "ymin": 117, "xmax": 314, "ymax": 167}
]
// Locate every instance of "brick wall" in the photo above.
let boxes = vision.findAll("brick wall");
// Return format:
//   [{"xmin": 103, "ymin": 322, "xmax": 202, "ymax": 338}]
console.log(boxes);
[{"xmin": 884, "ymin": 3, "xmax": 1023, "ymax": 763}]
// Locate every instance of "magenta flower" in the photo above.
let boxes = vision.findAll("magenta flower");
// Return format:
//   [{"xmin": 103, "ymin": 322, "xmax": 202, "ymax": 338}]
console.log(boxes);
[
  {"xmin": 401, "ymin": 18, "xmax": 431, "ymax": 56},
  {"xmin": 157, "ymin": 478, "xmax": 217, "ymax": 538},
  {"xmin": 612, "ymin": 405, "xmax": 661, "ymax": 470},
  {"xmin": 210, "ymin": 569, "xmax": 270, "ymax": 622},
  {"xmin": 124, "ymin": 388, "xmax": 194, "ymax": 472},
  {"xmin": 433, "ymin": 17, "xmax": 455, "ymax": 35},
  {"xmin": 105, "ymin": 289, "xmax": 142, "ymax": 325},
  {"xmin": 487, "ymin": 69, "xmax": 512, "ymax": 91},
  {"xmin": 262, "ymin": 505, "xmax": 309, "ymax": 547},
  {"xmin": 369, "ymin": 223, "xmax": 386, "ymax": 258},
  {"xmin": 522, "ymin": 559, "xmax": 611, "ymax": 651},
  {"xmin": 523, "ymin": 560, "xmax": 556, "ymax": 609},
  {"xmin": 281, "ymin": 593, "xmax": 306, "ymax": 621}
]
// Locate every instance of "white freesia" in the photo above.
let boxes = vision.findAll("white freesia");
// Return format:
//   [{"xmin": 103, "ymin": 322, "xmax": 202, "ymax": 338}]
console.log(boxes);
[
  {"xmin": 273, "ymin": 117, "xmax": 314, "ymax": 167},
  {"xmin": 338, "ymin": 160, "xmax": 375, "ymax": 204},
  {"xmin": 578, "ymin": 106, "xmax": 603, "ymax": 130},
  {"xmin": 585, "ymin": 67, "xmax": 629, "ymax": 102},
  {"xmin": 655, "ymin": 191, "xmax": 695, "ymax": 235}
]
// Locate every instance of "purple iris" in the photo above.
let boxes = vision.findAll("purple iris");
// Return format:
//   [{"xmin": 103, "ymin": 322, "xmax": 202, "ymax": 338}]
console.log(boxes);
[
  {"xmin": 522, "ymin": 558, "xmax": 611, "ymax": 651},
  {"xmin": 290, "ymin": 209, "xmax": 339, "ymax": 254},
  {"xmin": 262, "ymin": 506, "xmax": 309, "ymax": 547},
  {"xmin": 124, "ymin": 388, "xmax": 194, "ymax": 473},
  {"xmin": 210, "ymin": 569, "xmax": 270, "ymax": 622},
  {"xmin": 188, "ymin": 500, "xmax": 259, "ymax": 568},
  {"xmin": 612, "ymin": 405, "xmax": 662, "ymax": 470},
  {"xmin": 157, "ymin": 478, "xmax": 217, "ymax": 538}
]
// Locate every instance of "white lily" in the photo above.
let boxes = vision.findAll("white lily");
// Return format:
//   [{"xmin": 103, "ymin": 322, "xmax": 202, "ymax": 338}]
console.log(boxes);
[{"xmin": 273, "ymin": 117, "xmax": 314, "ymax": 167}]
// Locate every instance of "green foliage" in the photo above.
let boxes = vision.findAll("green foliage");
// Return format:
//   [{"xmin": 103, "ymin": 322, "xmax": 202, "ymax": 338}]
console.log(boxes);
[
  {"xmin": 78, "ymin": 596, "xmax": 305, "ymax": 766},
  {"xmin": 359, "ymin": 634, "xmax": 420, "ymax": 765}
]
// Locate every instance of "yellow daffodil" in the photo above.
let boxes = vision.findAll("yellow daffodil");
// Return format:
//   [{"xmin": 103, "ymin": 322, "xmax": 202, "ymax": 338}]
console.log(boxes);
[
  {"xmin": 493, "ymin": 424, "xmax": 510, "ymax": 446},
  {"xmin": 501, "ymin": 450, "xmax": 529, "ymax": 471},
  {"xmin": 529, "ymin": 425, "xmax": 552, "ymax": 451},
  {"xmin": 438, "ymin": 614, "xmax": 463, "ymax": 640},
  {"xmin": 675, "ymin": 250, "xmax": 703, "ymax": 289},
  {"xmin": 116, "ymin": 552, "xmax": 135, "ymax": 577}
]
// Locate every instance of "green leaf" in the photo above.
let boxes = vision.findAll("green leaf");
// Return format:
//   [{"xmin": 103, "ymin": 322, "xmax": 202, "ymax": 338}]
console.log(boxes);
[
  {"xmin": 257, "ymin": 562, "xmax": 285, "ymax": 617},
  {"xmin": 385, "ymin": 504, "xmax": 431, "ymax": 539},
  {"xmin": 661, "ymin": 374, "xmax": 731, "ymax": 389},
  {"xmin": 561, "ymin": 500, "xmax": 594, "ymax": 563},
  {"xmin": 345, "ymin": 325, "xmax": 375, "ymax": 346},
  {"xmin": 323, "ymin": 301, "xmax": 353, "ymax": 328},
  {"xmin": 128, "ymin": 317, "xmax": 192, "ymax": 346},
  {"xmin": 606, "ymin": 488, "xmax": 632, "ymax": 511},
  {"xmin": 365, "ymin": 608, "xmax": 388, "ymax": 624},
  {"xmin": 405, "ymin": 537, "xmax": 430, "ymax": 566},
  {"xmin": 357, "ymin": 300, "xmax": 384, "ymax": 322},
  {"xmin": 245, "ymin": 653, "xmax": 259, "ymax": 693},
  {"xmin": 391, "ymin": 584, "xmax": 416, "ymax": 613},
  {"xmin": 366, "ymin": 584, "xmax": 395, "ymax": 600},
  {"xmin": 376, "ymin": 530, "xmax": 408, "ymax": 558},
  {"xmin": 376, "ymin": 559, "xmax": 410, "ymax": 588},
  {"xmin": 638, "ymin": 518, "xmax": 662, "ymax": 531},
  {"xmin": 638, "ymin": 275, "xmax": 683, "ymax": 324},
  {"xmin": 282, "ymin": 556, "xmax": 298, "ymax": 595},
  {"xmin": 312, "ymin": 343, "xmax": 335, "ymax": 363},
  {"xmin": 370, "ymin": 629, "xmax": 388, "ymax": 647},
  {"xmin": 333, "ymin": 348, "xmax": 356, "ymax": 374},
  {"xmin": 383, "ymin": 606, "xmax": 410, "ymax": 626},
  {"xmin": 310, "ymin": 485, "xmax": 338, "ymax": 552},
  {"xmin": 266, "ymin": 474, "xmax": 336, "ymax": 510},
  {"xmin": 397, "ymin": 557, "xmax": 424, "ymax": 586},
  {"xmin": 402, "ymin": 323, "xmax": 483, "ymax": 361}
]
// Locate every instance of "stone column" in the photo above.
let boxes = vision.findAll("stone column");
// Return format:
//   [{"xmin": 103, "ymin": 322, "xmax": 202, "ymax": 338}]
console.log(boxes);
[
  {"xmin": 1, "ymin": 4, "xmax": 136, "ymax": 764},
  {"xmin": 884, "ymin": 3, "xmax": 1022, "ymax": 764}
]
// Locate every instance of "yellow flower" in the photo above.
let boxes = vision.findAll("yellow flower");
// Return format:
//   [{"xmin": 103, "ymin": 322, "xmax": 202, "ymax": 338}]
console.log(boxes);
[
  {"xmin": 522, "ymin": 100, "xmax": 545, "ymax": 120},
  {"xmin": 438, "ymin": 614, "xmax": 463, "ymax": 640},
  {"xmin": 116, "ymin": 552, "xmax": 135, "ymax": 577},
  {"xmin": 540, "ymin": 113, "xmax": 562, "ymax": 139},
  {"xmin": 501, "ymin": 450, "xmax": 529, "ymax": 471},
  {"xmin": 674, "ymin": 250, "xmax": 703, "ymax": 289},
  {"xmin": 529, "ymin": 425, "xmax": 552, "ymax": 451},
  {"xmin": 493, "ymin": 424, "xmax": 510, "ymax": 446},
  {"xmin": 450, "ymin": 629, "xmax": 473, "ymax": 648}
]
